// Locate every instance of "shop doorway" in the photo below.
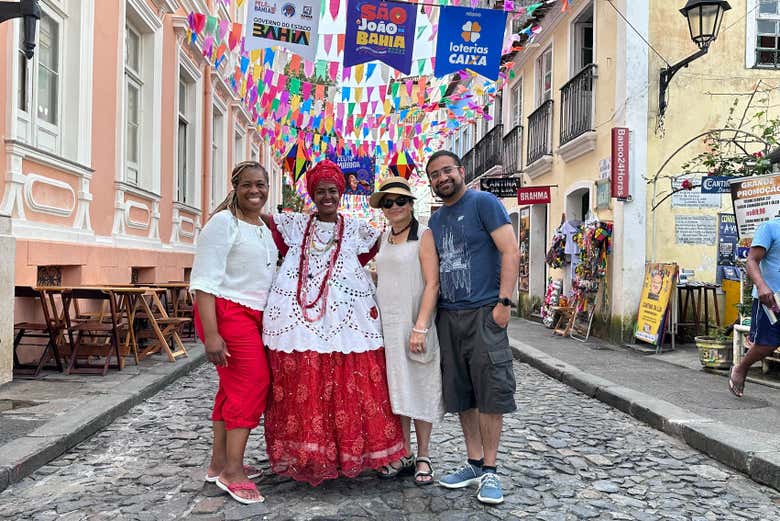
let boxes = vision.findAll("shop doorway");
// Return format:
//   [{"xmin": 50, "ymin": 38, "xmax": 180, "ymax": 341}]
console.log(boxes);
[
  {"xmin": 563, "ymin": 183, "xmax": 594, "ymax": 291},
  {"xmin": 529, "ymin": 204, "xmax": 548, "ymax": 299}
]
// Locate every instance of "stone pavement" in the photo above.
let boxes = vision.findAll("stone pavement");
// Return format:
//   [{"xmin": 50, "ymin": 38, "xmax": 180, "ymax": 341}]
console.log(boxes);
[
  {"xmin": 1, "ymin": 361, "xmax": 779, "ymax": 520},
  {"xmin": 507, "ymin": 318, "xmax": 780, "ymax": 491},
  {"xmin": 0, "ymin": 343, "xmax": 206, "ymax": 493}
]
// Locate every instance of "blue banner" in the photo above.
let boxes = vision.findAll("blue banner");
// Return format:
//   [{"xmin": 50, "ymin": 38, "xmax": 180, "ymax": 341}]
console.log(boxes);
[
  {"xmin": 701, "ymin": 175, "xmax": 732, "ymax": 194},
  {"xmin": 343, "ymin": 0, "xmax": 417, "ymax": 74},
  {"xmin": 434, "ymin": 6, "xmax": 507, "ymax": 81},
  {"xmin": 328, "ymin": 154, "xmax": 375, "ymax": 195}
]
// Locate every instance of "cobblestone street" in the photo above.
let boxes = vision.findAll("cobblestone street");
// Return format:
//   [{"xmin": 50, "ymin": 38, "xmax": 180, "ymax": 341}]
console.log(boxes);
[{"xmin": 1, "ymin": 362, "xmax": 779, "ymax": 521}]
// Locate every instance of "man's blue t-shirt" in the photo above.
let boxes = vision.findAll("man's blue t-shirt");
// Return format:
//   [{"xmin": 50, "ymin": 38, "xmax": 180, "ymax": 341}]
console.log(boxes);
[
  {"xmin": 751, "ymin": 218, "xmax": 780, "ymax": 297},
  {"xmin": 428, "ymin": 189, "xmax": 511, "ymax": 310}
]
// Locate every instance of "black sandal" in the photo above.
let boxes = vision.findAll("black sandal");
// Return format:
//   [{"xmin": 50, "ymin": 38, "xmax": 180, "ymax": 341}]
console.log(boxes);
[
  {"xmin": 378, "ymin": 455, "xmax": 414, "ymax": 479},
  {"xmin": 414, "ymin": 456, "xmax": 435, "ymax": 486}
]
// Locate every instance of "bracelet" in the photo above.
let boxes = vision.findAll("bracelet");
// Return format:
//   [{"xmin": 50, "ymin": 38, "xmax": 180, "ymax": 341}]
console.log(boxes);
[{"xmin": 412, "ymin": 327, "xmax": 429, "ymax": 334}]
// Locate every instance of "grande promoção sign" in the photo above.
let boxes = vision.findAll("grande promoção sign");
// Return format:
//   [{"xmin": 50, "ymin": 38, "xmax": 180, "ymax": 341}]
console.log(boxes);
[{"xmin": 729, "ymin": 173, "xmax": 780, "ymax": 240}]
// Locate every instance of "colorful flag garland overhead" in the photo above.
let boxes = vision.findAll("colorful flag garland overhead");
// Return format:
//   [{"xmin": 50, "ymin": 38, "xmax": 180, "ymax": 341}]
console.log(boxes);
[{"xmin": 185, "ymin": 0, "xmax": 572, "ymax": 175}]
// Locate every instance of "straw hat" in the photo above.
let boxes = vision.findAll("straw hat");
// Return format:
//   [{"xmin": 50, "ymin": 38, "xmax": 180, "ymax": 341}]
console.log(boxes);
[{"xmin": 369, "ymin": 176, "xmax": 416, "ymax": 208}]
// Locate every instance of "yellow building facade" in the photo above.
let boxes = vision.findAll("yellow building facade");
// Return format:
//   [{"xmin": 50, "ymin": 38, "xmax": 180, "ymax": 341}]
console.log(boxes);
[{"xmin": 449, "ymin": 0, "xmax": 780, "ymax": 341}]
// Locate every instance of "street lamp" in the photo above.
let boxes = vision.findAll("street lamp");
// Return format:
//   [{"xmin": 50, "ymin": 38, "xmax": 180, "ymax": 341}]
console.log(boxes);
[
  {"xmin": 0, "ymin": 0, "xmax": 41, "ymax": 60},
  {"xmin": 659, "ymin": 0, "xmax": 731, "ymax": 116}
]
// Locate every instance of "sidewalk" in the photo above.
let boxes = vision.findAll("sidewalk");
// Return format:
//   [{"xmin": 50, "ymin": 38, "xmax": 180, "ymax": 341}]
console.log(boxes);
[
  {"xmin": 508, "ymin": 317, "xmax": 780, "ymax": 491},
  {"xmin": 0, "ymin": 344, "xmax": 206, "ymax": 493}
]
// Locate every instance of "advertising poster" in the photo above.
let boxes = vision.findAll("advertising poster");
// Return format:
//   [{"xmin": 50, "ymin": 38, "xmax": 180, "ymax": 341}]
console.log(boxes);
[
  {"xmin": 343, "ymin": 0, "xmax": 417, "ymax": 74},
  {"xmin": 434, "ymin": 6, "xmax": 507, "ymax": 80},
  {"xmin": 729, "ymin": 173, "xmax": 780, "ymax": 245},
  {"xmin": 717, "ymin": 213, "xmax": 738, "ymax": 283},
  {"xmin": 244, "ymin": 0, "xmax": 322, "ymax": 61},
  {"xmin": 328, "ymin": 154, "xmax": 375, "ymax": 196},
  {"xmin": 635, "ymin": 263, "xmax": 678, "ymax": 346},
  {"xmin": 518, "ymin": 207, "xmax": 530, "ymax": 293}
]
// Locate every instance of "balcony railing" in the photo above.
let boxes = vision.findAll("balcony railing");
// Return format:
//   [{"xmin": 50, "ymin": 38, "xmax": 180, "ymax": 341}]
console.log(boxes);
[
  {"xmin": 560, "ymin": 64, "xmax": 597, "ymax": 146},
  {"xmin": 462, "ymin": 124, "xmax": 504, "ymax": 184},
  {"xmin": 527, "ymin": 99, "xmax": 553, "ymax": 165},
  {"xmin": 502, "ymin": 124, "xmax": 523, "ymax": 174}
]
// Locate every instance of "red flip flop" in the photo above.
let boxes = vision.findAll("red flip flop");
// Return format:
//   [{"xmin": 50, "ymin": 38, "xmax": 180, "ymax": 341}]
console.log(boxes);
[{"xmin": 215, "ymin": 478, "xmax": 265, "ymax": 504}]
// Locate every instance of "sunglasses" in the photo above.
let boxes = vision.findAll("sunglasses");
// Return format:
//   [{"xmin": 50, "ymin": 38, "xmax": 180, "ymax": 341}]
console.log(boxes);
[{"xmin": 380, "ymin": 196, "xmax": 412, "ymax": 209}]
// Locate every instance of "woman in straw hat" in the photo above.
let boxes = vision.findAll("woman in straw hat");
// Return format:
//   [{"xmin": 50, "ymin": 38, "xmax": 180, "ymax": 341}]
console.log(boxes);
[
  {"xmin": 370, "ymin": 176, "xmax": 444, "ymax": 485},
  {"xmin": 261, "ymin": 159, "xmax": 405, "ymax": 486},
  {"xmin": 190, "ymin": 161, "xmax": 278, "ymax": 504}
]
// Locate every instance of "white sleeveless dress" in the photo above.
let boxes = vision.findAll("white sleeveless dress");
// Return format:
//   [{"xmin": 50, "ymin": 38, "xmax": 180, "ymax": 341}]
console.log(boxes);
[{"xmin": 375, "ymin": 226, "xmax": 444, "ymax": 424}]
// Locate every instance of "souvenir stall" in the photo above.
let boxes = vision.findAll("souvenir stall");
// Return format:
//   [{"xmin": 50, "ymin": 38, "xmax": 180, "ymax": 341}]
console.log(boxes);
[{"xmin": 542, "ymin": 219, "xmax": 613, "ymax": 340}]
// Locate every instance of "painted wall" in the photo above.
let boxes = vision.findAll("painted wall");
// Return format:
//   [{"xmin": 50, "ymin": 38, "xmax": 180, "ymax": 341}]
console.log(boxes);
[
  {"xmin": 646, "ymin": 0, "xmax": 780, "ymax": 284},
  {"xmin": 500, "ymin": 1, "xmax": 622, "ymax": 316},
  {"xmin": 0, "ymin": 1, "xmax": 275, "ymax": 382}
]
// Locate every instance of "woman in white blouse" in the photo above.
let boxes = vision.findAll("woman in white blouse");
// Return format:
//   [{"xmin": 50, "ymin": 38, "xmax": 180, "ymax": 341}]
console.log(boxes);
[{"xmin": 189, "ymin": 161, "xmax": 278, "ymax": 505}]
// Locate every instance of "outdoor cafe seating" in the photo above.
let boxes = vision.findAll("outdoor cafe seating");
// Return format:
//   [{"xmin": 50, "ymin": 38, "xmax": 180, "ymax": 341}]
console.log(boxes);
[{"xmin": 12, "ymin": 282, "xmax": 194, "ymax": 378}]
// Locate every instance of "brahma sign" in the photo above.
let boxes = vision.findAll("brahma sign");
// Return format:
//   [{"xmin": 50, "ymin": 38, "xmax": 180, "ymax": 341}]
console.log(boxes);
[{"xmin": 517, "ymin": 186, "xmax": 551, "ymax": 205}]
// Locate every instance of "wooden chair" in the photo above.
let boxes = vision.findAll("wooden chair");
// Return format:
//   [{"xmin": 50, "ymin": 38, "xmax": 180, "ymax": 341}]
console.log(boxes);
[
  {"xmin": 174, "ymin": 287, "xmax": 195, "ymax": 341},
  {"xmin": 66, "ymin": 288, "xmax": 125, "ymax": 376},
  {"xmin": 133, "ymin": 289, "xmax": 190, "ymax": 362},
  {"xmin": 13, "ymin": 286, "xmax": 64, "ymax": 377}
]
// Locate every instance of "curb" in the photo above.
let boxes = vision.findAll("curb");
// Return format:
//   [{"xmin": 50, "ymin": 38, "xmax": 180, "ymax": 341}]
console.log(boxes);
[
  {"xmin": 509, "ymin": 336, "xmax": 780, "ymax": 492},
  {"xmin": 0, "ymin": 346, "xmax": 207, "ymax": 494}
]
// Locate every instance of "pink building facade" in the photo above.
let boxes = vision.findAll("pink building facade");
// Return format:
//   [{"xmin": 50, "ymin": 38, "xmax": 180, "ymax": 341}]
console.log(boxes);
[{"xmin": 0, "ymin": 0, "xmax": 282, "ymax": 288}]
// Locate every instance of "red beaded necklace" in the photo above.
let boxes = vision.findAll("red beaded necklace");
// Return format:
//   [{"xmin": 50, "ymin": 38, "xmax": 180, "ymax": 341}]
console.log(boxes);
[{"xmin": 296, "ymin": 213, "xmax": 345, "ymax": 322}]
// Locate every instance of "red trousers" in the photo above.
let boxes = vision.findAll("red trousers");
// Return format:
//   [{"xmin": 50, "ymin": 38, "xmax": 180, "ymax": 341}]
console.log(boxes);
[{"xmin": 194, "ymin": 298, "xmax": 270, "ymax": 430}]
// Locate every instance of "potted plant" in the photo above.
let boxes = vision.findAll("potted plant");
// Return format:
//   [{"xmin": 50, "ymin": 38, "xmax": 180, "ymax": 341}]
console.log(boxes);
[{"xmin": 696, "ymin": 325, "xmax": 733, "ymax": 369}]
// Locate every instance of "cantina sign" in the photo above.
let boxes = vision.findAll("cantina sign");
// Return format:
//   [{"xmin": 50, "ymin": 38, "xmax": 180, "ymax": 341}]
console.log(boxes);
[{"xmin": 480, "ymin": 177, "xmax": 518, "ymax": 198}]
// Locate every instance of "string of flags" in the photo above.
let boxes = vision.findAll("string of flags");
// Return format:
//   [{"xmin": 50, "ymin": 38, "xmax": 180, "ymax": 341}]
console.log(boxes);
[{"xmin": 186, "ymin": 0, "xmax": 576, "ymax": 211}]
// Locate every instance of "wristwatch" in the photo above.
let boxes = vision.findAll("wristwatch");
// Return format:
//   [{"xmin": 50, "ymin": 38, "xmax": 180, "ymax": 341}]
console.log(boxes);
[{"xmin": 497, "ymin": 297, "xmax": 512, "ymax": 307}]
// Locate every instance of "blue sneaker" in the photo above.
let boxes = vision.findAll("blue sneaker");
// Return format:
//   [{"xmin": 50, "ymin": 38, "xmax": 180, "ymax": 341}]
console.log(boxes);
[
  {"xmin": 438, "ymin": 462, "xmax": 483, "ymax": 489},
  {"xmin": 477, "ymin": 472, "xmax": 504, "ymax": 505}
]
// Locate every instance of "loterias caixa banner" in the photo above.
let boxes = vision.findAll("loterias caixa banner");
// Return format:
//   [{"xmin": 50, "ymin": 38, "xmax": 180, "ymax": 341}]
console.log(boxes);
[
  {"xmin": 344, "ymin": 0, "xmax": 418, "ymax": 74},
  {"xmin": 244, "ymin": 0, "xmax": 322, "ymax": 61},
  {"xmin": 434, "ymin": 6, "xmax": 507, "ymax": 81}
]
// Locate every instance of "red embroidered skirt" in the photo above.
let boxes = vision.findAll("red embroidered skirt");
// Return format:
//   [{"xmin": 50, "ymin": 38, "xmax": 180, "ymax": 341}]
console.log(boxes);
[{"xmin": 264, "ymin": 348, "xmax": 405, "ymax": 486}]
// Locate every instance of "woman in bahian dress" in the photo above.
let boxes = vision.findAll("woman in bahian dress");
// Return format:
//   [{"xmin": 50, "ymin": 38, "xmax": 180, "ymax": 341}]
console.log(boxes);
[
  {"xmin": 370, "ymin": 176, "xmax": 444, "ymax": 485},
  {"xmin": 262, "ymin": 160, "xmax": 405, "ymax": 486}
]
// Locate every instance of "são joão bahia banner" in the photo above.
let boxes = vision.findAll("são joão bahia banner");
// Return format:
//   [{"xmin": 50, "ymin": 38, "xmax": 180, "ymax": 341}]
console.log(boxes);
[
  {"xmin": 344, "ymin": 0, "xmax": 417, "ymax": 74},
  {"xmin": 244, "ymin": 0, "xmax": 321, "ymax": 61},
  {"xmin": 434, "ymin": 6, "xmax": 507, "ymax": 81}
]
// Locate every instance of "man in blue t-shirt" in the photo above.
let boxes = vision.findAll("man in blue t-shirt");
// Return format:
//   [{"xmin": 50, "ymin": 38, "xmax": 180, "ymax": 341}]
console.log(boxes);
[
  {"xmin": 730, "ymin": 218, "xmax": 780, "ymax": 397},
  {"xmin": 425, "ymin": 150, "xmax": 520, "ymax": 505}
]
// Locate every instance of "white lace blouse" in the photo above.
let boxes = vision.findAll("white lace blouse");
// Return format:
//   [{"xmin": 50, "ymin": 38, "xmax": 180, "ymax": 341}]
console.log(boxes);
[
  {"xmin": 189, "ymin": 210, "xmax": 278, "ymax": 311},
  {"xmin": 262, "ymin": 213, "xmax": 383, "ymax": 354}
]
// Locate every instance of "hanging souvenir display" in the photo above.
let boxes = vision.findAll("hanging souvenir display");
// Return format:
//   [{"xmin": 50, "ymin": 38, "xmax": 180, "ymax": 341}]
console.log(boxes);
[
  {"xmin": 571, "ymin": 219, "xmax": 613, "ymax": 312},
  {"xmin": 541, "ymin": 278, "xmax": 564, "ymax": 328}
]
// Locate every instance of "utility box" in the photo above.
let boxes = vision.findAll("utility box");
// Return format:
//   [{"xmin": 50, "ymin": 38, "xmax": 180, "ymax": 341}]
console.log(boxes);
[{"xmin": 0, "ymin": 214, "xmax": 14, "ymax": 385}]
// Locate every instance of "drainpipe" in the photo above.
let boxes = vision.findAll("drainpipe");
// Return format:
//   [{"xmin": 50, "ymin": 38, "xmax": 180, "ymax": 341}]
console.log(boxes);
[{"xmin": 203, "ymin": 69, "xmax": 212, "ymax": 226}]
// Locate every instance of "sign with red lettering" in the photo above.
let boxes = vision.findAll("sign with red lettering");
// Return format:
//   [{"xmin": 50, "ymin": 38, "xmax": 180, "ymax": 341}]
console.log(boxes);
[
  {"xmin": 517, "ymin": 186, "xmax": 551, "ymax": 205},
  {"xmin": 611, "ymin": 127, "xmax": 630, "ymax": 199}
]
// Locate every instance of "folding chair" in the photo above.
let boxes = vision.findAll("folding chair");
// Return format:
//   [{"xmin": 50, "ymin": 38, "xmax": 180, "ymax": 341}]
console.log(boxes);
[
  {"xmin": 134, "ymin": 289, "xmax": 190, "ymax": 362},
  {"xmin": 13, "ymin": 286, "xmax": 64, "ymax": 377},
  {"xmin": 66, "ymin": 288, "xmax": 125, "ymax": 376}
]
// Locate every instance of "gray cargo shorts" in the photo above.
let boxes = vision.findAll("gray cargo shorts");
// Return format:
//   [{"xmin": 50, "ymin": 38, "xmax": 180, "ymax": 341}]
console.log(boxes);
[{"xmin": 436, "ymin": 305, "xmax": 517, "ymax": 415}]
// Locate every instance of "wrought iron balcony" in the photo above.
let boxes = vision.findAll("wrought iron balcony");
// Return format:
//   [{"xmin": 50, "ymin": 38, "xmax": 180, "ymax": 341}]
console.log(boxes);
[
  {"xmin": 502, "ymin": 124, "xmax": 523, "ymax": 175},
  {"xmin": 559, "ymin": 64, "xmax": 597, "ymax": 146},
  {"xmin": 527, "ymin": 99, "xmax": 553, "ymax": 165},
  {"xmin": 462, "ymin": 124, "xmax": 504, "ymax": 184}
]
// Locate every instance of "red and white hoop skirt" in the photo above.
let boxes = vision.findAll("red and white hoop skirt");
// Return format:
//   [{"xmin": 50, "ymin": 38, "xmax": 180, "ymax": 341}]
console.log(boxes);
[{"xmin": 264, "ymin": 348, "xmax": 405, "ymax": 486}]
